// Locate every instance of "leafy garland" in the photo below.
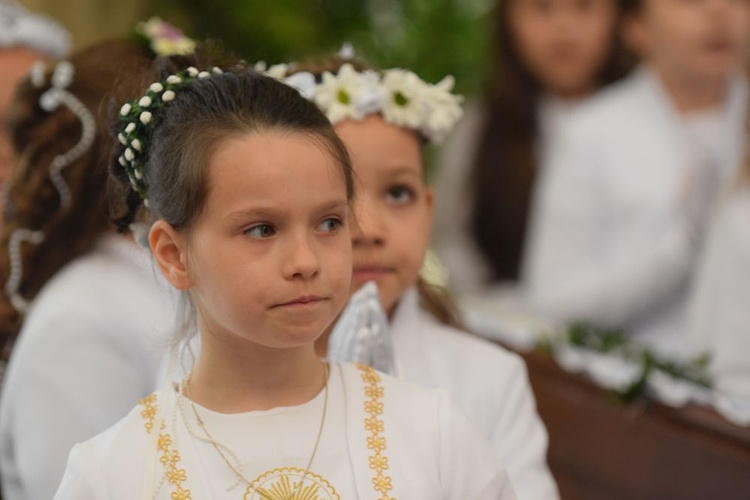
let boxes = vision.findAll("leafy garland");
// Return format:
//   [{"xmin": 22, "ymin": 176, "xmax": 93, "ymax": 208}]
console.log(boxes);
[{"xmin": 538, "ymin": 322, "xmax": 713, "ymax": 402}]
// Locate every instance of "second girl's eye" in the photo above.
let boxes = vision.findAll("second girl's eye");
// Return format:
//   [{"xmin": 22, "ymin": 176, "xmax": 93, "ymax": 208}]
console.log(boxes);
[
  {"xmin": 317, "ymin": 217, "xmax": 343, "ymax": 233},
  {"xmin": 385, "ymin": 185, "xmax": 415, "ymax": 205},
  {"xmin": 245, "ymin": 224, "xmax": 276, "ymax": 239}
]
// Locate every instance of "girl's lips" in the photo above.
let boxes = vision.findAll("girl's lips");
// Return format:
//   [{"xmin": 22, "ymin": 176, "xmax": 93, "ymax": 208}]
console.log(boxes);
[
  {"xmin": 273, "ymin": 296, "xmax": 327, "ymax": 308},
  {"xmin": 353, "ymin": 265, "xmax": 395, "ymax": 283}
]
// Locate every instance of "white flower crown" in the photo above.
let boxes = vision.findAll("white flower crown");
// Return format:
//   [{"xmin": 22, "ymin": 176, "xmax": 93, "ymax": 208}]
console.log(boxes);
[{"xmin": 256, "ymin": 61, "xmax": 464, "ymax": 144}]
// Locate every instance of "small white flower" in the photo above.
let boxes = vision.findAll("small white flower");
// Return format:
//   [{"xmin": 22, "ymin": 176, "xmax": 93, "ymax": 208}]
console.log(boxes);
[
  {"xmin": 125, "ymin": 122, "xmax": 136, "ymax": 133},
  {"xmin": 253, "ymin": 61, "xmax": 267, "ymax": 72},
  {"xmin": 117, "ymin": 133, "xmax": 127, "ymax": 145},
  {"xmin": 138, "ymin": 96, "xmax": 152, "ymax": 108},
  {"xmin": 143, "ymin": 199, "xmax": 150, "ymax": 208},
  {"xmin": 420, "ymin": 76, "xmax": 463, "ymax": 143},
  {"xmin": 129, "ymin": 176, "xmax": 138, "ymax": 191},
  {"xmin": 124, "ymin": 148, "xmax": 135, "ymax": 161},
  {"xmin": 120, "ymin": 103, "xmax": 132, "ymax": 116},
  {"xmin": 212, "ymin": 67, "xmax": 223, "ymax": 75},
  {"xmin": 140, "ymin": 111, "xmax": 152, "ymax": 125},
  {"xmin": 118, "ymin": 155, "xmax": 127, "ymax": 167},
  {"xmin": 134, "ymin": 169, "xmax": 143, "ymax": 180},
  {"xmin": 166, "ymin": 75, "xmax": 182, "ymax": 84},
  {"xmin": 187, "ymin": 67, "xmax": 199, "ymax": 77},
  {"xmin": 198, "ymin": 71, "xmax": 210, "ymax": 79},
  {"xmin": 162, "ymin": 90, "xmax": 176, "ymax": 102},
  {"xmin": 131, "ymin": 139, "xmax": 142, "ymax": 152},
  {"xmin": 284, "ymin": 72, "xmax": 317, "ymax": 100},
  {"xmin": 265, "ymin": 64, "xmax": 288, "ymax": 80}
]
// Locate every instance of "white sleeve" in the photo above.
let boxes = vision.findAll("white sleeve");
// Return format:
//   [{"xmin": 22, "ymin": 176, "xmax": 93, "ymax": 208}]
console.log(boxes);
[
  {"xmin": 489, "ymin": 357, "xmax": 559, "ymax": 500},
  {"xmin": 53, "ymin": 444, "xmax": 107, "ymax": 500},
  {"xmin": 432, "ymin": 104, "xmax": 494, "ymax": 293},
  {"xmin": 3, "ymin": 305, "xmax": 152, "ymax": 500},
  {"xmin": 523, "ymin": 122, "xmax": 694, "ymax": 328},
  {"xmin": 438, "ymin": 391, "xmax": 518, "ymax": 500}
]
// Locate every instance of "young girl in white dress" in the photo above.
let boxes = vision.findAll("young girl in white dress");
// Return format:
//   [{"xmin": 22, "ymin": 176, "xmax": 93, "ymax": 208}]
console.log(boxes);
[
  {"xmin": 433, "ymin": 0, "xmax": 632, "ymax": 294},
  {"xmin": 53, "ymin": 58, "xmax": 516, "ymax": 500},
  {"xmin": 277, "ymin": 57, "xmax": 558, "ymax": 500},
  {"xmin": 523, "ymin": 0, "xmax": 750, "ymax": 358}
]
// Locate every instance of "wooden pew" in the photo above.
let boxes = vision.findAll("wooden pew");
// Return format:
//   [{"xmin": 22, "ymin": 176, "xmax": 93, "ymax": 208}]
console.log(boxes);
[{"xmin": 516, "ymin": 349, "xmax": 750, "ymax": 500}]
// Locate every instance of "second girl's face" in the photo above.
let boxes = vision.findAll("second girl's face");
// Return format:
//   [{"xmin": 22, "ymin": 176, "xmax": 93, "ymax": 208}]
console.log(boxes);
[
  {"xmin": 184, "ymin": 131, "xmax": 352, "ymax": 349},
  {"xmin": 509, "ymin": 0, "xmax": 619, "ymax": 98},
  {"xmin": 334, "ymin": 115, "xmax": 433, "ymax": 315}
]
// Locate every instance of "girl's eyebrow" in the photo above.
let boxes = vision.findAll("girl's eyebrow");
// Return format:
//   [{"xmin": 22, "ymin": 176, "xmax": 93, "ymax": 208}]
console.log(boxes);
[
  {"xmin": 382, "ymin": 166, "xmax": 422, "ymax": 178},
  {"xmin": 225, "ymin": 199, "xmax": 349, "ymax": 220}
]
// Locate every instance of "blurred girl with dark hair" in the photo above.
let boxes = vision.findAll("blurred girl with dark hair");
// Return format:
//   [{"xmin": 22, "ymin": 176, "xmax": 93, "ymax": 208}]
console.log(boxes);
[{"xmin": 434, "ymin": 0, "xmax": 632, "ymax": 294}]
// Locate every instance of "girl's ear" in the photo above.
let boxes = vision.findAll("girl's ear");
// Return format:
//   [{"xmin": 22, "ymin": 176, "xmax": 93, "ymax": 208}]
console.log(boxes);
[{"xmin": 149, "ymin": 220, "xmax": 192, "ymax": 290}]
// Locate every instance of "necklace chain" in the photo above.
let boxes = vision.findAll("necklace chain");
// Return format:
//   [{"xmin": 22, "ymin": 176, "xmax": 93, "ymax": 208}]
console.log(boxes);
[{"xmin": 179, "ymin": 361, "xmax": 330, "ymax": 498}]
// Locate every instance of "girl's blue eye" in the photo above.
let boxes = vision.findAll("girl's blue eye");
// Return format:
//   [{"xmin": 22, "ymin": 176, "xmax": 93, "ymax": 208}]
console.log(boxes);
[
  {"xmin": 386, "ymin": 185, "xmax": 414, "ymax": 205},
  {"xmin": 317, "ymin": 217, "xmax": 342, "ymax": 232},
  {"xmin": 245, "ymin": 224, "xmax": 275, "ymax": 239}
]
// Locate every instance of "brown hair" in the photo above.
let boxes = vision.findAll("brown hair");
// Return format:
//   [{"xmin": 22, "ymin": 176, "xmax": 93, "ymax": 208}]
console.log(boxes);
[
  {"xmin": 288, "ymin": 56, "xmax": 464, "ymax": 329},
  {"xmin": 468, "ymin": 0, "xmax": 634, "ymax": 281},
  {"xmin": 0, "ymin": 39, "xmax": 154, "ymax": 363},
  {"xmin": 110, "ymin": 57, "xmax": 354, "ymax": 235}
]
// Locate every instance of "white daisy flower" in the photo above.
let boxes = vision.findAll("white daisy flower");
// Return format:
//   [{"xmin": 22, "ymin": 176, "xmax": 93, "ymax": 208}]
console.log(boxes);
[
  {"xmin": 314, "ymin": 63, "xmax": 367, "ymax": 124},
  {"xmin": 421, "ymin": 76, "xmax": 463, "ymax": 143},
  {"xmin": 381, "ymin": 69, "xmax": 428, "ymax": 130}
]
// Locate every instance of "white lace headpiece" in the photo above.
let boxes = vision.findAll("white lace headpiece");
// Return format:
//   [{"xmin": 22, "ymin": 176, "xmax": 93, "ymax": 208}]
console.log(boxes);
[{"xmin": 0, "ymin": 0, "xmax": 70, "ymax": 58}]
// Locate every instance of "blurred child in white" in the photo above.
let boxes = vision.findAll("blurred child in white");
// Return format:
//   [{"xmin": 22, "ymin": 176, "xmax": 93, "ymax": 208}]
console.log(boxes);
[
  {"xmin": 524, "ymin": 0, "xmax": 749, "ymax": 358},
  {"xmin": 0, "ymin": 38, "xmax": 178, "ymax": 500},
  {"xmin": 280, "ymin": 54, "xmax": 559, "ymax": 500},
  {"xmin": 434, "ymin": 0, "xmax": 631, "ymax": 295}
]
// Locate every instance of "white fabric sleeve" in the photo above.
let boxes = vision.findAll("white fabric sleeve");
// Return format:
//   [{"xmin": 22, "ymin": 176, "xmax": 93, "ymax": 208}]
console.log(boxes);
[
  {"xmin": 52, "ymin": 444, "xmax": 107, "ymax": 500},
  {"xmin": 489, "ymin": 356, "xmax": 559, "ymax": 500},
  {"xmin": 523, "ymin": 122, "xmax": 694, "ymax": 328},
  {"xmin": 432, "ymin": 104, "xmax": 494, "ymax": 293},
  {"xmin": 4, "ymin": 306, "xmax": 152, "ymax": 500},
  {"xmin": 437, "ymin": 391, "xmax": 518, "ymax": 500}
]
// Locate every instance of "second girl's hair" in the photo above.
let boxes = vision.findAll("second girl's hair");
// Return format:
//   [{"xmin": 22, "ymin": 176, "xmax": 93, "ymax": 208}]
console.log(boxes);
[
  {"xmin": 111, "ymin": 60, "xmax": 354, "ymax": 232},
  {"xmin": 468, "ymin": 0, "xmax": 634, "ymax": 281}
]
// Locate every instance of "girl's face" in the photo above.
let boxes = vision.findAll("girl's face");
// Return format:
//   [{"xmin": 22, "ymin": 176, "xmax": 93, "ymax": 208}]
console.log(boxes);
[
  {"xmin": 509, "ymin": 0, "xmax": 619, "ymax": 98},
  {"xmin": 334, "ymin": 115, "xmax": 433, "ymax": 315},
  {"xmin": 155, "ymin": 131, "xmax": 352, "ymax": 350},
  {"xmin": 625, "ymin": 0, "xmax": 750, "ymax": 83}
]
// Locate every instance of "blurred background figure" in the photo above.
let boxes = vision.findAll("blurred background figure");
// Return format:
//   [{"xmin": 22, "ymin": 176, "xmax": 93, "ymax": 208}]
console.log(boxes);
[
  {"xmin": 0, "ymin": 0, "xmax": 69, "ymax": 187},
  {"xmin": 0, "ymin": 37, "xmax": 174, "ymax": 500},
  {"xmin": 688, "ymin": 154, "xmax": 750, "ymax": 400},
  {"xmin": 434, "ymin": 0, "xmax": 632, "ymax": 296},
  {"xmin": 523, "ymin": 0, "xmax": 750, "ymax": 358}
]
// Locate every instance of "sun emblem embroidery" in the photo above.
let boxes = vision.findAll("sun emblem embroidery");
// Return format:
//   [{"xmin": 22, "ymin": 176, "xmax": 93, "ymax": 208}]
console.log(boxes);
[{"xmin": 243, "ymin": 466, "xmax": 339, "ymax": 500}]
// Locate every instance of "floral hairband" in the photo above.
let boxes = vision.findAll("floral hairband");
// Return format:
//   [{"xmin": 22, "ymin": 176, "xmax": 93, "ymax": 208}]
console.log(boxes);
[
  {"xmin": 255, "ymin": 60, "xmax": 464, "ymax": 144},
  {"xmin": 115, "ymin": 66, "xmax": 224, "ymax": 206}
]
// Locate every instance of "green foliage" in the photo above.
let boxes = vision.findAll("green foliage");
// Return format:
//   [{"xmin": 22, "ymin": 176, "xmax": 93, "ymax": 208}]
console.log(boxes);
[{"xmin": 148, "ymin": 0, "xmax": 491, "ymax": 96}]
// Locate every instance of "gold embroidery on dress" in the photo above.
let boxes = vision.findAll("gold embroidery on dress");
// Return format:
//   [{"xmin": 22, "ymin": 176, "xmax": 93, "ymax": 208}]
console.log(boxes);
[
  {"xmin": 138, "ymin": 393, "xmax": 192, "ymax": 499},
  {"xmin": 357, "ymin": 365, "xmax": 395, "ymax": 500},
  {"xmin": 139, "ymin": 393, "xmax": 157, "ymax": 434},
  {"xmin": 244, "ymin": 466, "xmax": 339, "ymax": 500}
]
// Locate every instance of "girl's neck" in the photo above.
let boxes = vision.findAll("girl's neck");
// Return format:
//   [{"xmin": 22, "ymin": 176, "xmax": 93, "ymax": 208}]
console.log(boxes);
[
  {"xmin": 189, "ymin": 333, "xmax": 326, "ymax": 414},
  {"xmin": 651, "ymin": 63, "xmax": 729, "ymax": 114}
]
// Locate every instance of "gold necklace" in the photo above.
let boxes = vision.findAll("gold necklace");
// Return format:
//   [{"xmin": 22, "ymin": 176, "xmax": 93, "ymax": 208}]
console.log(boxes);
[{"xmin": 180, "ymin": 362, "xmax": 330, "ymax": 499}]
